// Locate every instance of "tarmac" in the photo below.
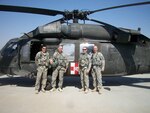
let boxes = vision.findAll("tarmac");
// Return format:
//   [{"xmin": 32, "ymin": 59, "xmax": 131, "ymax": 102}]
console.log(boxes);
[{"xmin": 0, "ymin": 74, "xmax": 150, "ymax": 113}]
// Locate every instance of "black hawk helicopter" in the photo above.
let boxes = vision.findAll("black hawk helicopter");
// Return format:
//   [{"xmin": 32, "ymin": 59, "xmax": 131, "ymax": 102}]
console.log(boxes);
[{"xmin": 0, "ymin": 1, "xmax": 150, "ymax": 77}]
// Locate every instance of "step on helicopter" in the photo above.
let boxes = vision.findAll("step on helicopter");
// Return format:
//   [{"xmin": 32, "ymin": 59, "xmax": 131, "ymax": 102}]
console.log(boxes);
[{"xmin": 0, "ymin": 1, "xmax": 150, "ymax": 78}]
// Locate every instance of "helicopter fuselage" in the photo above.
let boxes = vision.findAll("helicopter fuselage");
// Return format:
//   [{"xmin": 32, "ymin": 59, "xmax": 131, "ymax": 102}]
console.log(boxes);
[{"xmin": 0, "ymin": 30, "xmax": 150, "ymax": 77}]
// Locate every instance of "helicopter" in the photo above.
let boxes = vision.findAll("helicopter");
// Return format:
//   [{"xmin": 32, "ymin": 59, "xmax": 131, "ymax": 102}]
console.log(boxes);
[{"xmin": 0, "ymin": 1, "xmax": 150, "ymax": 78}]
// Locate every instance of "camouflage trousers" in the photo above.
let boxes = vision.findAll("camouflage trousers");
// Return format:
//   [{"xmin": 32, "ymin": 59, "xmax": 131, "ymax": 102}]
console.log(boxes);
[
  {"xmin": 91, "ymin": 66, "xmax": 103, "ymax": 89},
  {"xmin": 51, "ymin": 66, "xmax": 65, "ymax": 88},
  {"xmin": 35, "ymin": 66, "xmax": 48, "ymax": 90},
  {"xmin": 80, "ymin": 67, "xmax": 89, "ymax": 89}
]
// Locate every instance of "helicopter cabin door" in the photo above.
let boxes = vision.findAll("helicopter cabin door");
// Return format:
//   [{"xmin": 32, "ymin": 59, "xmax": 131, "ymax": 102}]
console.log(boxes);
[
  {"xmin": 61, "ymin": 41, "xmax": 97, "ymax": 76},
  {"xmin": 59, "ymin": 43, "xmax": 76, "ymax": 75}
]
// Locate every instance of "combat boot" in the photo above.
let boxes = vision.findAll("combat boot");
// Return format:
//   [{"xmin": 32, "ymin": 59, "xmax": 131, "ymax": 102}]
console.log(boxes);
[
  {"xmin": 84, "ymin": 88, "xmax": 89, "ymax": 94},
  {"xmin": 50, "ymin": 87, "xmax": 56, "ymax": 92},
  {"xmin": 98, "ymin": 90, "xmax": 102, "ymax": 94},
  {"xmin": 58, "ymin": 87, "xmax": 63, "ymax": 92},
  {"xmin": 79, "ymin": 88, "xmax": 84, "ymax": 92},
  {"xmin": 41, "ymin": 88, "xmax": 46, "ymax": 93},
  {"xmin": 98, "ymin": 87, "xmax": 103, "ymax": 94},
  {"xmin": 92, "ymin": 87, "xmax": 97, "ymax": 92},
  {"xmin": 35, "ymin": 90, "xmax": 39, "ymax": 94}
]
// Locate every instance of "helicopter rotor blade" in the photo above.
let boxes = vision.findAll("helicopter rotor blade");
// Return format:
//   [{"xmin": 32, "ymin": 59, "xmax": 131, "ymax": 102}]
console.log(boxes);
[
  {"xmin": 89, "ymin": 1, "xmax": 150, "ymax": 14},
  {"xmin": 0, "ymin": 4, "xmax": 64, "ymax": 16},
  {"xmin": 85, "ymin": 17, "xmax": 118, "ymax": 30},
  {"xmin": 0, "ymin": 1, "xmax": 149, "ymax": 21}
]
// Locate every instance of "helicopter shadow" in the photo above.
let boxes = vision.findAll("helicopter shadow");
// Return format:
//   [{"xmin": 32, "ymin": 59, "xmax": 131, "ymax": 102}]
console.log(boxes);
[
  {"xmin": 103, "ymin": 75, "xmax": 150, "ymax": 90},
  {"xmin": 63, "ymin": 75, "xmax": 150, "ymax": 91},
  {"xmin": 0, "ymin": 75, "xmax": 150, "ymax": 91},
  {"xmin": 0, "ymin": 75, "xmax": 35, "ymax": 87}
]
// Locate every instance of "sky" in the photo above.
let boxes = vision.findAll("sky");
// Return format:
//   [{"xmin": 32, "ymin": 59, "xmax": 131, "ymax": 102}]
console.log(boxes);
[{"xmin": 0, "ymin": 0, "xmax": 150, "ymax": 49}]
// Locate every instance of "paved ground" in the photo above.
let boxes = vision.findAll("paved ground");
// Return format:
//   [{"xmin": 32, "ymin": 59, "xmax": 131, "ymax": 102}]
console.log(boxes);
[{"xmin": 0, "ymin": 74, "xmax": 150, "ymax": 113}]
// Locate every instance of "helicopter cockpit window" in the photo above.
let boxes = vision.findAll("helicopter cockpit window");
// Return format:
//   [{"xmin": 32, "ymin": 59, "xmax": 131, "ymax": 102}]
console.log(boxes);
[
  {"xmin": 1, "ymin": 41, "xmax": 18, "ymax": 56},
  {"xmin": 80, "ymin": 43, "xmax": 95, "ymax": 56},
  {"xmin": 61, "ymin": 43, "xmax": 75, "ymax": 61}
]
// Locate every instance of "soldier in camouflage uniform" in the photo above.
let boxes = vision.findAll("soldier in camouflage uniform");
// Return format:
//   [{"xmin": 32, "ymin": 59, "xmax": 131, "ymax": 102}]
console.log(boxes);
[
  {"xmin": 35, "ymin": 45, "xmax": 50, "ymax": 94},
  {"xmin": 79, "ymin": 47, "xmax": 91, "ymax": 94},
  {"xmin": 50, "ymin": 45, "xmax": 68, "ymax": 92},
  {"xmin": 91, "ymin": 45, "xmax": 105, "ymax": 94}
]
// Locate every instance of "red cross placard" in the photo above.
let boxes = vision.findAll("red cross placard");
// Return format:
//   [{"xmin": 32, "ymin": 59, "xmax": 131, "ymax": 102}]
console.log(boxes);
[{"xmin": 70, "ymin": 62, "xmax": 79, "ymax": 75}]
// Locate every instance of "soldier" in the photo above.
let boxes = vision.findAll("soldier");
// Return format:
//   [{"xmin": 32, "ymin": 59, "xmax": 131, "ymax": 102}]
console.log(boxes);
[
  {"xmin": 35, "ymin": 45, "xmax": 50, "ymax": 94},
  {"xmin": 50, "ymin": 45, "xmax": 68, "ymax": 92},
  {"xmin": 79, "ymin": 47, "xmax": 91, "ymax": 94},
  {"xmin": 91, "ymin": 45, "xmax": 105, "ymax": 94}
]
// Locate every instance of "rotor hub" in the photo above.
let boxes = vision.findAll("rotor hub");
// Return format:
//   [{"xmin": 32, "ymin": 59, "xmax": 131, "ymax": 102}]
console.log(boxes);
[{"xmin": 64, "ymin": 10, "xmax": 89, "ymax": 21}]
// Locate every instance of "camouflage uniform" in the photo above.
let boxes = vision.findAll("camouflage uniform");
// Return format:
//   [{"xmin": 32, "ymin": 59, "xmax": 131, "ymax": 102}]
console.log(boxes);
[
  {"xmin": 51, "ymin": 51, "xmax": 68, "ymax": 89},
  {"xmin": 35, "ymin": 51, "xmax": 50, "ymax": 91},
  {"xmin": 79, "ymin": 53, "xmax": 91, "ymax": 91},
  {"xmin": 91, "ymin": 52, "xmax": 105, "ymax": 91}
]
